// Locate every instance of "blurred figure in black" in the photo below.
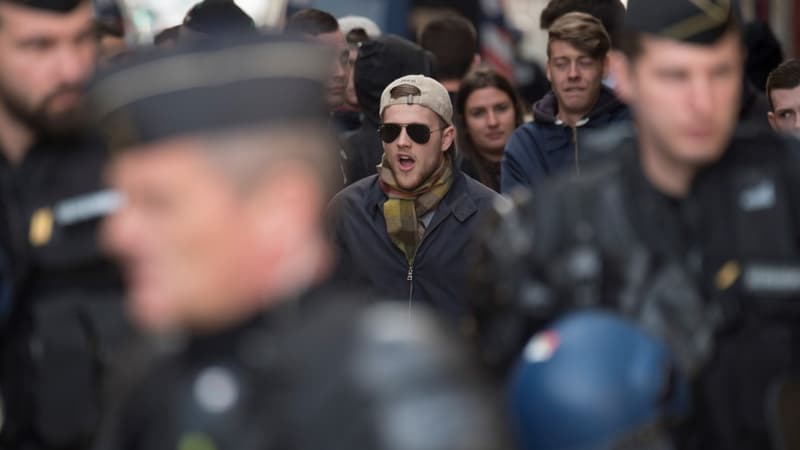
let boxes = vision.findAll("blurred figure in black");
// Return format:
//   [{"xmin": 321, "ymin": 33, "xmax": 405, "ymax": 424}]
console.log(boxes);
[
  {"xmin": 180, "ymin": 0, "xmax": 256, "ymax": 41},
  {"xmin": 0, "ymin": 0, "xmax": 130, "ymax": 448},
  {"xmin": 738, "ymin": 20, "xmax": 781, "ymax": 126},
  {"xmin": 418, "ymin": 15, "xmax": 480, "ymax": 102},
  {"xmin": 475, "ymin": 0, "xmax": 800, "ymax": 448},
  {"xmin": 93, "ymin": 0, "xmax": 127, "ymax": 65},
  {"xmin": 767, "ymin": 59, "xmax": 800, "ymax": 136},
  {"xmin": 90, "ymin": 35, "xmax": 508, "ymax": 450},
  {"xmin": 744, "ymin": 20, "xmax": 784, "ymax": 93}
]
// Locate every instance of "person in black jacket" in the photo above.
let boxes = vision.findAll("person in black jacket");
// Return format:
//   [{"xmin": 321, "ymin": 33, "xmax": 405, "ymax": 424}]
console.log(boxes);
[
  {"xmin": 0, "ymin": 1, "xmax": 131, "ymax": 448},
  {"xmin": 91, "ymin": 36, "xmax": 509, "ymax": 450},
  {"xmin": 328, "ymin": 74, "xmax": 504, "ymax": 327},
  {"xmin": 501, "ymin": 12, "xmax": 629, "ymax": 194}
]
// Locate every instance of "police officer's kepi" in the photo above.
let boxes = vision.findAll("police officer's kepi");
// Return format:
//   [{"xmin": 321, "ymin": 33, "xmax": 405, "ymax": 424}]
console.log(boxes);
[
  {"xmin": 87, "ymin": 34, "xmax": 333, "ymax": 152},
  {"xmin": 13, "ymin": 0, "xmax": 83, "ymax": 12},
  {"xmin": 625, "ymin": 0, "xmax": 741, "ymax": 44}
]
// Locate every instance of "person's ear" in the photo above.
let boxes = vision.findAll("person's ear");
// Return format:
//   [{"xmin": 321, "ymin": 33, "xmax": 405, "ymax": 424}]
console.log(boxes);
[
  {"xmin": 441, "ymin": 125, "xmax": 456, "ymax": 152},
  {"xmin": 608, "ymin": 50, "xmax": 633, "ymax": 104}
]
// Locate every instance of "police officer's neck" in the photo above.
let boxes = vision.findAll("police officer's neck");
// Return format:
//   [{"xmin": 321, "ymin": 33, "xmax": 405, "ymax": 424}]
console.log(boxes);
[
  {"xmin": 638, "ymin": 139, "xmax": 696, "ymax": 199},
  {"xmin": 0, "ymin": 107, "xmax": 34, "ymax": 166}
]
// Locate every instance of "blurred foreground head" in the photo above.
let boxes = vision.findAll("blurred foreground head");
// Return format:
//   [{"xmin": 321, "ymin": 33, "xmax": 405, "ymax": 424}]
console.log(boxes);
[
  {"xmin": 611, "ymin": 0, "xmax": 745, "ymax": 193},
  {"xmin": 508, "ymin": 310, "xmax": 690, "ymax": 450},
  {"xmin": 88, "ymin": 35, "xmax": 338, "ymax": 333},
  {"xmin": 181, "ymin": 0, "xmax": 256, "ymax": 41}
]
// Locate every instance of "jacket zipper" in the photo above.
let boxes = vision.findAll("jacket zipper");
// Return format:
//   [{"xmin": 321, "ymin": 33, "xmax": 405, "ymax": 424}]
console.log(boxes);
[
  {"xmin": 572, "ymin": 126, "xmax": 580, "ymax": 175},
  {"xmin": 407, "ymin": 264, "xmax": 414, "ymax": 319}
]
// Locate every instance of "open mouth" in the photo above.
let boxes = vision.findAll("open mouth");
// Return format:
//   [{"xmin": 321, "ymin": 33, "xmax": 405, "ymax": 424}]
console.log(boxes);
[{"xmin": 397, "ymin": 154, "xmax": 416, "ymax": 171}]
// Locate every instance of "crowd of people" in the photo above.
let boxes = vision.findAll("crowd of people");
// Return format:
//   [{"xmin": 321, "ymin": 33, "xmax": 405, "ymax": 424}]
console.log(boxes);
[{"xmin": 0, "ymin": 0, "xmax": 799, "ymax": 449}]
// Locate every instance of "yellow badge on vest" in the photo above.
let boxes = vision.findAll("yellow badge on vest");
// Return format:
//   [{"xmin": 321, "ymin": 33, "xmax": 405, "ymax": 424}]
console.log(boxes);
[{"xmin": 29, "ymin": 208, "xmax": 54, "ymax": 247}]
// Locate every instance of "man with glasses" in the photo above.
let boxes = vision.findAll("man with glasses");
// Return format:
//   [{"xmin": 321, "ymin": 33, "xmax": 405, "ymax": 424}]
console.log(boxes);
[{"xmin": 328, "ymin": 75, "xmax": 502, "ymax": 327}]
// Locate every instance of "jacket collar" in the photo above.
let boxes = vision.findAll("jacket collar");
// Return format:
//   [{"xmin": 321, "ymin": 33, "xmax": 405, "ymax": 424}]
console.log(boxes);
[{"xmin": 532, "ymin": 85, "xmax": 624, "ymax": 126}]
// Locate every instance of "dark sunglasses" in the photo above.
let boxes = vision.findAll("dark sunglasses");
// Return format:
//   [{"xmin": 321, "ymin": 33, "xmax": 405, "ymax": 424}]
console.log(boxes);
[{"xmin": 378, "ymin": 123, "xmax": 446, "ymax": 145}]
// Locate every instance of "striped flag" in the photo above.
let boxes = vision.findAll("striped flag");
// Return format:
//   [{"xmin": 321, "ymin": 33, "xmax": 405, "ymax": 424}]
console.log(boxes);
[{"xmin": 479, "ymin": 0, "xmax": 518, "ymax": 82}]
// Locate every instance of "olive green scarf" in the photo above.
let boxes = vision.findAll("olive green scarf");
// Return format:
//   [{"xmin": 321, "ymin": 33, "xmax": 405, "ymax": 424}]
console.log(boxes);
[{"xmin": 378, "ymin": 155, "xmax": 453, "ymax": 264}]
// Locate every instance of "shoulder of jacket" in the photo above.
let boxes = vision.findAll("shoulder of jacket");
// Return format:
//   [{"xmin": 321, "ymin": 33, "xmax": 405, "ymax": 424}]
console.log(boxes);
[{"xmin": 461, "ymin": 174, "xmax": 502, "ymax": 203}]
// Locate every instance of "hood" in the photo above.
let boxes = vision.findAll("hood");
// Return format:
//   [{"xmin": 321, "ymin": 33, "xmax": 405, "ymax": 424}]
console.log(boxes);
[
  {"xmin": 532, "ymin": 86, "xmax": 625, "ymax": 126},
  {"xmin": 354, "ymin": 34, "xmax": 436, "ymax": 126}
]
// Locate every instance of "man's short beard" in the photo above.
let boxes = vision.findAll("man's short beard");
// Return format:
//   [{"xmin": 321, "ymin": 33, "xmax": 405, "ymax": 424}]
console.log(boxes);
[{"xmin": 0, "ymin": 82, "xmax": 86, "ymax": 140}]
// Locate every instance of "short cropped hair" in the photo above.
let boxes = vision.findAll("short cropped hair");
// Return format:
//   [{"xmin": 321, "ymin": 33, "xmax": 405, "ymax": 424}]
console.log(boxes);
[
  {"xmin": 547, "ymin": 12, "xmax": 611, "ymax": 60},
  {"xmin": 766, "ymin": 59, "xmax": 800, "ymax": 111},
  {"xmin": 285, "ymin": 8, "xmax": 339, "ymax": 36},
  {"xmin": 418, "ymin": 16, "xmax": 478, "ymax": 81},
  {"xmin": 540, "ymin": 0, "xmax": 625, "ymax": 48}
]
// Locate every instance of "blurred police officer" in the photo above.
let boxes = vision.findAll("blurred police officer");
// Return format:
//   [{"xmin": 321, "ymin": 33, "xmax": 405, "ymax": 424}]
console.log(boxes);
[
  {"xmin": 476, "ymin": 0, "xmax": 800, "ymax": 448},
  {"xmin": 89, "ymin": 35, "xmax": 508, "ymax": 450},
  {"xmin": 0, "ymin": 0, "xmax": 129, "ymax": 448}
]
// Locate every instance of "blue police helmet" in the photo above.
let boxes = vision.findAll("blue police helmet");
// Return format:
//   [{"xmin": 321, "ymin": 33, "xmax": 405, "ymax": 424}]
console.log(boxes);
[{"xmin": 508, "ymin": 310, "xmax": 690, "ymax": 450}]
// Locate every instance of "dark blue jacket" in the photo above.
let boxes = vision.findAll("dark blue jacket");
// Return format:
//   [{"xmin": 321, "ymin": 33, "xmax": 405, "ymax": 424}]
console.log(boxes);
[
  {"xmin": 501, "ymin": 86, "xmax": 629, "ymax": 194},
  {"xmin": 327, "ymin": 165, "xmax": 502, "ymax": 324}
]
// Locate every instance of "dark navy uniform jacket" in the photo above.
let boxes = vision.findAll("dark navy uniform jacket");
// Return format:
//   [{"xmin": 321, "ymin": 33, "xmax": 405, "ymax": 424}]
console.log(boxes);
[
  {"xmin": 94, "ymin": 287, "xmax": 509, "ymax": 450},
  {"xmin": 483, "ymin": 125, "xmax": 800, "ymax": 449},
  {"xmin": 0, "ymin": 138, "xmax": 129, "ymax": 450}
]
